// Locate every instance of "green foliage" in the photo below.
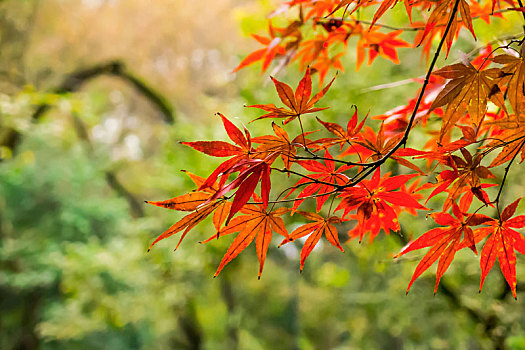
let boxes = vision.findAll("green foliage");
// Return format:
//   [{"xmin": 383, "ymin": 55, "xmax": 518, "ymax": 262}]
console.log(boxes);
[{"xmin": 1, "ymin": 0, "xmax": 525, "ymax": 349}]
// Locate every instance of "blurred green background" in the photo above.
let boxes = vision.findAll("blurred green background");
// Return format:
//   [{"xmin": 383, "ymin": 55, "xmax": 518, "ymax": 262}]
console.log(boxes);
[{"xmin": 1, "ymin": 0, "xmax": 525, "ymax": 349}]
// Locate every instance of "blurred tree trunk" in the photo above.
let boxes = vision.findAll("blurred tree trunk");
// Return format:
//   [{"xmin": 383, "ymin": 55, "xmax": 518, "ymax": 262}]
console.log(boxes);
[
  {"xmin": 13, "ymin": 290, "xmax": 41, "ymax": 350},
  {"xmin": 220, "ymin": 276, "xmax": 239, "ymax": 350},
  {"xmin": 175, "ymin": 299, "xmax": 203, "ymax": 350}
]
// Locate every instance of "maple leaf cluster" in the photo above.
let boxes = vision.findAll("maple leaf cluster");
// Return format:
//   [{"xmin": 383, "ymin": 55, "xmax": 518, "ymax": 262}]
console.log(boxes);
[
  {"xmin": 147, "ymin": 0, "xmax": 525, "ymax": 298},
  {"xmin": 232, "ymin": 0, "xmax": 515, "ymax": 78}
]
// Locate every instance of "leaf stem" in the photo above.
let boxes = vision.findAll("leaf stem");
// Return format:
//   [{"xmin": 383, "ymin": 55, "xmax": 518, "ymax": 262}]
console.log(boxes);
[
  {"xmin": 493, "ymin": 139, "xmax": 525, "ymax": 205},
  {"xmin": 318, "ymin": 8, "xmax": 515, "ymax": 32},
  {"xmin": 335, "ymin": 0, "xmax": 462, "ymax": 189}
]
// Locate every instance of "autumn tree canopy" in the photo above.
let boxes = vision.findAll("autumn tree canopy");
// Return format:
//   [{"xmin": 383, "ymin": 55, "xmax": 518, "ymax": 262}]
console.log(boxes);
[{"xmin": 148, "ymin": 0, "xmax": 525, "ymax": 298}]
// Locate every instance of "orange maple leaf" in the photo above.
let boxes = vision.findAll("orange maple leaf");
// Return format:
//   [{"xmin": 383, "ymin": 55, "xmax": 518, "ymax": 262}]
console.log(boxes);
[
  {"xmin": 338, "ymin": 169, "xmax": 426, "ymax": 242},
  {"xmin": 248, "ymin": 67, "xmax": 336, "ymax": 124},
  {"xmin": 233, "ymin": 22, "xmax": 287, "ymax": 73},
  {"xmin": 419, "ymin": 0, "xmax": 476, "ymax": 55},
  {"xmin": 201, "ymin": 202, "xmax": 289, "ymax": 278},
  {"xmin": 492, "ymin": 47, "xmax": 525, "ymax": 118},
  {"xmin": 285, "ymin": 150, "xmax": 353, "ymax": 212},
  {"xmin": 251, "ymin": 122, "xmax": 315, "ymax": 170},
  {"xmin": 313, "ymin": 106, "xmax": 365, "ymax": 151},
  {"xmin": 356, "ymin": 29, "xmax": 410, "ymax": 70},
  {"xmin": 146, "ymin": 171, "xmax": 231, "ymax": 251},
  {"xmin": 470, "ymin": 198, "xmax": 525, "ymax": 299},
  {"xmin": 279, "ymin": 211, "xmax": 344, "ymax": 271},
  {"xmin": 429, "ymin": 62, "xmax": 506, "ymax": 142},
  {"xmin": 395, "ymin": 197, "xmax": 492, "ymax": 294}
]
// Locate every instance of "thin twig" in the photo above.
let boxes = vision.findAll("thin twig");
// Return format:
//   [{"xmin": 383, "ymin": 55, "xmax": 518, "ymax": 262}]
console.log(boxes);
[
  {"xmin": 360, "ymin": 33, "xmax": 523, "ymax": 93},
  {"xmin": 258, "ymin": 0, "xmax": 463, "ymax": 205},
  {"xmin": 272, "ymin": 167, "xmax": 339, "ymax": 187},
  {"xmin": 1, "ymin": 60, "xmax": 175, "ymax": 155},
  {"xmin": 337, "ymin": 0, "xmax": 463, "ymax": 189},
  {"xmin": 494, "ymin": 139, "xmax": 525, "ymax": 205},
  {"xmin": 319, "ymin": 8, "xmax": 515, "ymax": 32}
]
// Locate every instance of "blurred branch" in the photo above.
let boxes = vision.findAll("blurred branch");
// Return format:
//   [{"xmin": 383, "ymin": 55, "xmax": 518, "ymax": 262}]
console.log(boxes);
[
  {"xmin": 1, "ymin": 60, "xmax": 175, "ymax": 152},
  {"xmin": 13, "ymin": 288, "xmax": 42, "ymax": 350},
  {"xmin": 104, "ymin": 171, "xmax": 144, "ymax": 218},
  {"xmin": 35, "ymin": 60, "xmax": 174, "ymax": 123},
  {"xmin": 220, "ymin": 275, "xmax": 239, "ymax": 350},
  {"xmin": 176, "ymin": 299, "xmax": 203, "ymax": 350},
  {"xmin": 71, "ymin": 114, "xmax": 145, "ymax": 218}
]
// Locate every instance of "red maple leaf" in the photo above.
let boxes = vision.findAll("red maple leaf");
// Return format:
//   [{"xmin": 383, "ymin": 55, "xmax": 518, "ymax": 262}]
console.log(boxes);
[
  {"xmin": 182, "ymin": 113, "xmax": 272, "ymax": 222},
  {"xmin": 395, "ymin": 196, "xmax": 492, "ymax": 294},
  {"xmin": 422, "ymin": 148, "xmax": 496, "ymax": 210},
  {"xmin": 313, "ymin": 106, "xmax": 366, "ymax": 151},
  {"xmin": 181, "ymin": 113, "xmax": 254, "ymax": 190},
  {"xmin": 471, "ymin": 198, "xmax": 525, "ymax": 298},
  {"xmin": 337, "ymin": 169, "xmax": 426, "ymax": 242},
  {"xmin": 342, "ymin": 123, "xmax": 423, "ymax": 173},
  {"xmin": 285, "ymin": 150, "xmax": 352, "ymax": 212}
]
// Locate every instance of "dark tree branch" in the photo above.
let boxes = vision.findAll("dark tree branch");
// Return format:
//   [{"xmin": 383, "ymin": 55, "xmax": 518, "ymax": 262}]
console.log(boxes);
[
  {"xmin": 104, "ymin": 171, "xmax": 145, "ymax": 219},
  {"xmin": 71, "ymin": 113, "xmax": 145, "ymax": 218},
  {"xmin": 1, "ymin": 60, "xmax": 175, "ymax": 153},
  {"xmin": 494, "ymin": 140, "xmax": 525, "ymax": 206},
  {"xmin": 37, "ymin": 61, "xmax": 174, "ymax": 123},
  {"xmin": 1, "ymin": 60, "xmax": 177, "ymax": 219},
  {"xmin": 175, "ymin": 299, "xmax": 203, "ymax": 350}
]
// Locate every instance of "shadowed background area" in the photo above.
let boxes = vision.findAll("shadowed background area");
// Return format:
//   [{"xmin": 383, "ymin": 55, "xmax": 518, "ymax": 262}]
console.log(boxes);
[{"xmin": 1, "ymin": 1, "xmax": 525, "ymax": 349}]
